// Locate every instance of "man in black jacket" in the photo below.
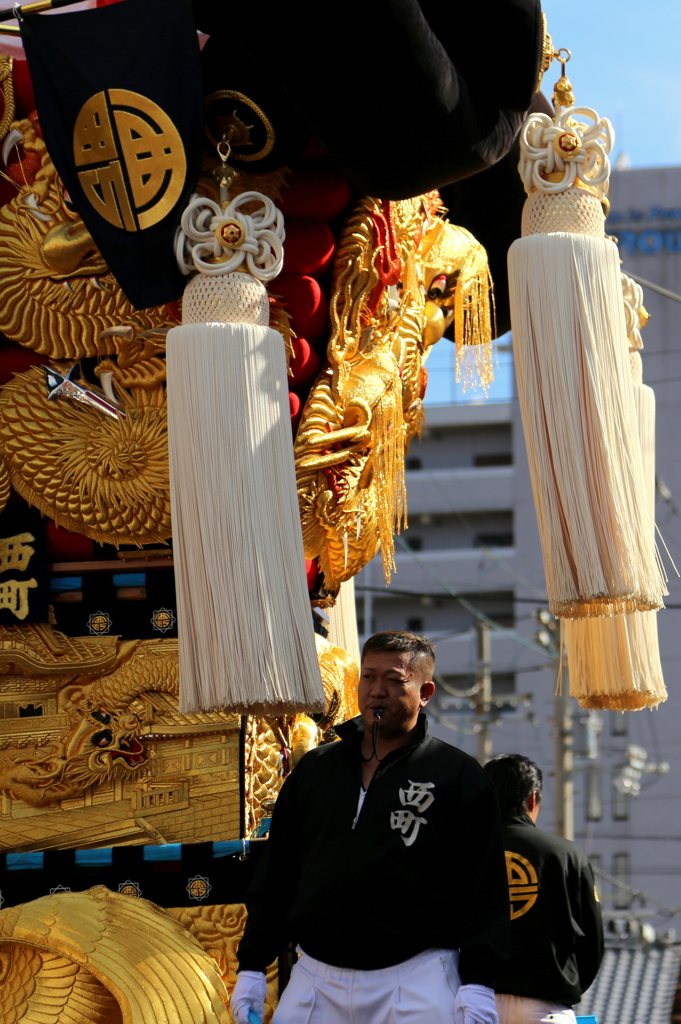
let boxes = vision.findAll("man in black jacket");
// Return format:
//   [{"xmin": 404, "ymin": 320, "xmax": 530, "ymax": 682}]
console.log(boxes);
[
  {"xmin": 232, "ymin": 631, "xmax": 509, "ymax": 1024},
  {"xmin": 483, "ymin": 755, "xmax": 604, "ymax": 1024}
]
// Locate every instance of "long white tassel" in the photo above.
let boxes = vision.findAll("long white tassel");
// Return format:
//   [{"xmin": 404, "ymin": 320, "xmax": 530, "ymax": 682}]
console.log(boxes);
[
  {"xmin": 509, "ymin": 100, "xmax": 666, "ymax": 619},
  {"xmin": 327, "ymin": 578, "xmax": 361, "ymax": 666},
  {"xmin": 566, "ymin": 279, "xmax": 666, "ymax": 710},
  {"xmin": 168, "ymin": 191, "xmax": 324, "ymax": 715},
  {"xmin": 510, "ymin": 233, "xmax": 663, "ymax": 617}
]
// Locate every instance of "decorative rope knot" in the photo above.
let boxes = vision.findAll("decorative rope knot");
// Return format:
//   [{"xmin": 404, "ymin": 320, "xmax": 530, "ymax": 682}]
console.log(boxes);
[
  {"xmin": 519, "ymin": 106, "xmax": 614, "ymax": 201},
  {"xmin": 176, "ymin": 190, "xmax": 285, "ymax": 282}
]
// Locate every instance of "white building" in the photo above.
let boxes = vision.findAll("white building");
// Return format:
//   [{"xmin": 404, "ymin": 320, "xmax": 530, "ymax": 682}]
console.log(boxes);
[{"xmin": 356, "ymin": 166, "xmax": 681, "ymax": 926}]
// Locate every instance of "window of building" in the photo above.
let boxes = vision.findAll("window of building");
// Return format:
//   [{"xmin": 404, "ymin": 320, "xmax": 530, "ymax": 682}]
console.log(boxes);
[
  {"xmin": 405, "ymin": 537, "xmax": 422, "ymax": 551},
  {"xmin": 612, "ymin": 852, "xmax": 632, "ymax": 909},
  {"xmin": 612, "ymin": 771, "xmax": 630, "ymax": 821},
  {"xmin": 585, "ymin": 766, "xmax": 602, "ymax": 821},
  {"xmin": 473, "ymin": 532, "xmax": 514, "ymax": 548},
  {"xmin": 611, "ymin": 711, "xmax": 628, "ymax": 736},
  {"xmin": 406, "ymin": 617, "xmax": 423, "ymax": 632},
  {"xmin": 406, "ymin": 457, "xmax": 422, "ymax": 470},
  {"xmin": 474, "ymin": 453, "xmax": 513, "ymax": 467}
]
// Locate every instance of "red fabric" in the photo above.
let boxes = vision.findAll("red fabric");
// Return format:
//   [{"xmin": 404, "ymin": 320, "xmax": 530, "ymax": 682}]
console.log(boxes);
[
  {"xmin": 367, "ymin": 200, "xmax": 402, "ymax": 316},
  {"xmin": 12, "ymin": 61, "xmax": 36, "ymax": 119},
  {"xmin": 279, "ymin": 169, "xmax": 351, "ymax": 223},
  {"xmin": 282, "ymin": 220, "xmax": 336, "ymax": 279},
  {"xmin": 288, "ymin": 336, "xmax": 322, "ymax": 388},
  {"xmin": 47, "ymin": 522, "xmax": 94, "ymax": 562},
  {"xmin": 275, "ymin": 275, "xmax": 328, "ymax": 343},
  {"xmin": 289, "ymin": 391, "xmax": 303, "ymax": 433},
  {"xmin": 305, "ymin": 559, "xmax": 319, "ymax": 590},
  {"xmin": 0, "ymin": 337, "xmax": 45, "ymax": 387}
]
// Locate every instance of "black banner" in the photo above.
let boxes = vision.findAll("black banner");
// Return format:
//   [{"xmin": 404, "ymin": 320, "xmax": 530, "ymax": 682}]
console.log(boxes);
[
  {"xmin": 21, "ymin": 0, "xmax": 203, "ymax": 310},
  {"xmin": 0, "ymin": 505, "xmax": 49, "ymax": 625}
]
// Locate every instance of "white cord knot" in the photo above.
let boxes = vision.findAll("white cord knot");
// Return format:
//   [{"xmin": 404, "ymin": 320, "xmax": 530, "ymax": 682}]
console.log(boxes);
[
  {"xmin": 175, "ymin": 190, "xmax": 285, "ymax": 282},
  {"xmin": 519, "ymin": 106, "xmax": 614, "ymax": 201}
]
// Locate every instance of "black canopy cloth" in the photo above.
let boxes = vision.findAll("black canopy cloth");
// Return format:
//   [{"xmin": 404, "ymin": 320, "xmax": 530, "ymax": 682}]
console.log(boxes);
[{"xmin": 194, "ymin": 0, "xmax": 544, "ymax": 199}]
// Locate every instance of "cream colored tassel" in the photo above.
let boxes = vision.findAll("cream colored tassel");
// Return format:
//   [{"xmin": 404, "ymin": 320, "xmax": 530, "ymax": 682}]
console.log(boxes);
[
  {"xmin": 509, "ymin": 92, "xmax": 666, "ymax": 619},
  {"xmin": 168, "ymin": 191, "xmax": 325, "ymax": 715},
  {"xmin": 327, "ymin": 578, "xmax": 361, "ymax": 666},
  {"xmin": 566, "ymin": 276, "xmax": 666, "ymax": 710}
]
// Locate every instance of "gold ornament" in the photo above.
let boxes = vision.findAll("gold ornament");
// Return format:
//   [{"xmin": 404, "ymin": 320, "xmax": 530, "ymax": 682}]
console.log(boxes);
[
  {"xmin": 0, "ymin": 117, "xmax": 174, "ymax": 360},
  {"xmin": 74, "ymin": 90, "xmax": 187, "ymax": 232},
  {"xmin": 0, "ymin": 886, "xmax": 231, "ymax": 1024},
  {"xmin": 0, "ymin": 362, "xmax": 171, "ymax": 546},
  {"xmin": 295, "ymin": 193, "xmax": 493, "ymax": 589}
]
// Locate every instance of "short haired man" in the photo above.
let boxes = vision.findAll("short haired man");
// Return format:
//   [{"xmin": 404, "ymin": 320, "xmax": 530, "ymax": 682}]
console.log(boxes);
[
  {"xmin": 232, "ymin": 631, "xmax": 510, "ymax": 1024},
  {"xmin": 483, "ymin": 754, "xmax": 604, "ymax": 1024}
]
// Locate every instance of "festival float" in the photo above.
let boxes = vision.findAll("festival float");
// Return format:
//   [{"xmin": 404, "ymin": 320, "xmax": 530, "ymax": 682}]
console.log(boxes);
[{"xmin": 0, "ymin": 0, "xmax": 665, "ymax": 1019}]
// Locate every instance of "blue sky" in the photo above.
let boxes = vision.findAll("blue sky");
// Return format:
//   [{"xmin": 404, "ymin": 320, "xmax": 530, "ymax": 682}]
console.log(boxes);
[{"xmin": 541, "ymin": 0, "xmax": 681, "ymax": 169}]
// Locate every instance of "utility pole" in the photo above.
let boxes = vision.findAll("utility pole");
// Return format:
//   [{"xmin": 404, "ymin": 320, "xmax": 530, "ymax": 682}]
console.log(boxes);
[
  {"xmin": 475, "ymin": 620, "xmax": 492, "ymax": 765},
  {"xmin": 554, "ymin": 640, "xmax": 574, "ymax": 840}
]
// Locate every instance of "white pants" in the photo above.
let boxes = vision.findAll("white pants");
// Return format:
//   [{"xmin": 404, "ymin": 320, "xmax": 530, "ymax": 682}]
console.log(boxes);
[
  {"xmin": 496, "ymin": 994, "xmax": 577, "ymax": 1024},
  {"xmin": 273, "ymin": 948, "xmax": 460, "ymax": 1024}
]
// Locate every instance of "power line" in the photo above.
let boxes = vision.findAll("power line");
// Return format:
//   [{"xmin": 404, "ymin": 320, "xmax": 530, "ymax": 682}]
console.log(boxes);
[{"xmin": 393, "ymin": 534, "xmax": 549, "ymax": 655}]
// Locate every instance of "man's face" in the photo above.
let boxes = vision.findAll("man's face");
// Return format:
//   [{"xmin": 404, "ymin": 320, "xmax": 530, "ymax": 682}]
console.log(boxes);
[{"xmin": 357, "ymin": 650, "xmax": 434, "ymax": 737}]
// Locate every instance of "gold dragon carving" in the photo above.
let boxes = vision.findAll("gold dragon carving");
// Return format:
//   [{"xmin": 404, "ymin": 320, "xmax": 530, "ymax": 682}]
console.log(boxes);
[
  {"xmin": 244, "ymin": 634, "xmax": 359, "ymax": 834},
  {"xmin": 0, "ymin": 116, "xmax": 174, "ymax": 359},
  {"xmin": 295, "ymin": 194, "xmax": 493, "ymax": 590}
]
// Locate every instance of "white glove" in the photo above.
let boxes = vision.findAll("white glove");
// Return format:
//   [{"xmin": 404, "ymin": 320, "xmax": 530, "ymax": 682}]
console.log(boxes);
[
  {"xmin": 230, "ymin": 970, "xmax": 267, "ymax": 1024},
  {"xmin": 453, "ymin": 984, "xmax": 499, "ymax": 1024}
]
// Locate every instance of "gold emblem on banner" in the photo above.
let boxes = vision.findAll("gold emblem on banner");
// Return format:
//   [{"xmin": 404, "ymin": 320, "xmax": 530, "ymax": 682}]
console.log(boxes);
[
  {"xmin": 73, "ymin": 89, "xmax": 186, "ymax": 232},
  {"xmin": 505, "ymin": 850, "xmax": 539, "ymax": 919}
]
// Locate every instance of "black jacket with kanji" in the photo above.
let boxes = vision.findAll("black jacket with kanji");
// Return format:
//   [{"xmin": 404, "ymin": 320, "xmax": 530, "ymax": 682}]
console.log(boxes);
[
  {"xmin": 495, "ymin": 813, "xmax": 604, "ymax": 1005},
  {"xmin": 237, "ymin": 714, "xmax": 510, "ymax": 986}
]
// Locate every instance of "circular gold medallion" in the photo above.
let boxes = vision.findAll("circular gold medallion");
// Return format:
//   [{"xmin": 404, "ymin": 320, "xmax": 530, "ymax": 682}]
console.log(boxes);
[
  {"xmin": 73, "ymin": 89, "xmax": 187, "ymax": 232},
  {"xmin": 216, "ymin": 218, "xmax": 246, "ymax": 249},
  {"xmin": 554, "ymin": 131, "xmax": 581, "ymax": 160}
]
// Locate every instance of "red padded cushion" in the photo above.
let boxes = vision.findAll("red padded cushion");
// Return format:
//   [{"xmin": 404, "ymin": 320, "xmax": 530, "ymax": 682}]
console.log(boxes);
[
  {"xmin": 305, "ymin": 559, "xmax": 319, "ymax": 590},
  {"xmin": 274, "ymin": 275, "xmax": 328, "ymax": 342},
  {"xmin": 279, "ymin": 169, "xmax": 351, "ymax": 222},
  {"xmin": 0, "ymin": 337, "xmax": 45, "ymax": 387},
  {"xmin": 47, "ymin": 522, "xmax": 94, "ymax": 561},
  {"xmin": 289, "ymin": 336, "xmax": 322, "ymax": 388},
  {"xmin": 12, "ymin": 61, "xmax": 36, "ymax": 119},
  {"xmin": 282, "ymin": 219, "xmax": 336, "ymax": 279}
]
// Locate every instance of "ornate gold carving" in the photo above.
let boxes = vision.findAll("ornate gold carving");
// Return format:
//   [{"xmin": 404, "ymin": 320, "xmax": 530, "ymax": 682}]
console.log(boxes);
[
  {"xmin": 0, "ymin": 886, "xmax": 231, "ymax": 1023},
  {"xmin": 0, "ymin": 360, "xmax": 171, "ymax": 546},
  {"xmin": 168, "ymin": 904, "xmax": 279, "ymax": 1024},
  {"xmin": 74, "ymin": 90, "xmax": 187, "ymax": 231},
  {"xmin": 0, "ymin": 638, "xmax": 241, "ymax": 851},
  {"xmin": 0, "ymin": 57, "xmax": 14, "ymax": 143},
  {"xmin": 295, "ymin": 194, "xmax": 493, "ymax": 589},
  {"xmin": 0, "ymin": 117, "xmax": 174, "ymax": 360},
  {"xmin": 0, "ymin": 623, "xmax": 121, "ymax": 676}
]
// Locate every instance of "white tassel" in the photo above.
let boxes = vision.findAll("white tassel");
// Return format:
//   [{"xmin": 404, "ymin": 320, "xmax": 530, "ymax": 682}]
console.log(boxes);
[
  {"xmin": 567, "ymin": 283, "xmax": 666, "ymax": 710},
  {"xmin": 509, "ymin": 101, "xmax": 666, "ymax": 619},
  {"xmin": 167, "ymin": 190, "xmax": 324, "ymax": 715},
  {"xmin": 327, "ymin": 578, "xmax": 361, "ymax": 666}
]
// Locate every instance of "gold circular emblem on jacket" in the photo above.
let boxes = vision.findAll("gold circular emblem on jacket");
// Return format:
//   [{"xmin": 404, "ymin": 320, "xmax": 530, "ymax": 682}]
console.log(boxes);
[
  {"xmin": 73, "ymin": 89, "xmax": 187, "ymax": 232},
  {"xmin": 216, "ymin": 219, "xmax": 246, "ymax": 248},
  {"xmin": 505, "ymin": 850, "xmax": 539, "ymax": 919}
]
